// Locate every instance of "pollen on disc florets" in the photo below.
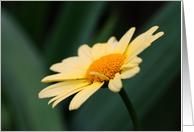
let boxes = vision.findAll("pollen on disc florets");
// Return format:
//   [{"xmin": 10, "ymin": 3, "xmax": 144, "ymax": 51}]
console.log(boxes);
[{"xmin": 85, "ymin": 53, "xmax": 126, "ymax": 83}]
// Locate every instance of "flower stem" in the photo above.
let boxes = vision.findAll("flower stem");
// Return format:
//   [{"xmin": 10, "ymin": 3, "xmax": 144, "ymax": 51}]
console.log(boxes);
[{"xmin": 119, "ymin": 87, "xmax": 141, "ymax": 131}]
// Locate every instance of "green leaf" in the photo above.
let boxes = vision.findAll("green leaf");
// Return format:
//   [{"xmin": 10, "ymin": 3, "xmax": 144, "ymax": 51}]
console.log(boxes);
[
  {"xmin": 1, "ymin": 9, "xmax": 65, "ymax": 131},
  {"xmin": 18, "ymin": 1, "xmax": 48, "ymax": 47}
]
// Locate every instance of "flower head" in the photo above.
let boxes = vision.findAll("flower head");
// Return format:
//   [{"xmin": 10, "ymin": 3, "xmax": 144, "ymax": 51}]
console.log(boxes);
[{"xmin": 39, "ymin": 26, "xmax": 164, "ymax": 110}]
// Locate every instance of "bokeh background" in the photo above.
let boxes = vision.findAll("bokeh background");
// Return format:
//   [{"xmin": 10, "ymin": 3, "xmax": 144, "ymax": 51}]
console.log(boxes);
[{"xmin": 1, "ymin": 1, "xmax": 181, "ymax": 131}]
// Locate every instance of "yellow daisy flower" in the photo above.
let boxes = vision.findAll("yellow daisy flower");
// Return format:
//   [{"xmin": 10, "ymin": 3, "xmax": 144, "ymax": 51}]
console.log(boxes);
[{"xmin": 39, "ymin": 26, "xmax": 164, "ymax": 110}]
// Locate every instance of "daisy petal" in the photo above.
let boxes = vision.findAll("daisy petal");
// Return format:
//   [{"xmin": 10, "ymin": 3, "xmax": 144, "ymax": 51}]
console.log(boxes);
[
  {"xmin": 126, "ymin": 42, "xmax": 151, "ymax": 62},
  {"xmin": 107, "ymin": 36, "xmax": 118, "ymax": 54},
  {"xmin": 49, "ymin": 81, "xmax": 90, "ymax": 108},
  {"xmin": 124, "ymin": 56, "xmax": 142, "ymax": 65},
  {"xmin": 108, "ymin": 73, "xmax": 122, "ymax": 92},
  {"xmin": 122, "ymin": 56, "xmax": 142, "ymax": 69},
  {"xmin": 78, "ymin": 44, "xmax": 93, "ymax": 61},
  {"xmin": 150, "ymin": 31, "xmax": 164, "ymax": 43},
  {"xmin": 50, "ymin": 62, "xmax": 86, "ymax": 73},
  {"xmin": 124, "ymin": 26, "xmax": 164, "ymax": 61},
  {"xmin": 121, "ymin": 66, "xmax": 140, "ymax": 79},
  {"xmin": 92, "ymin": 43, "xmax": 107, "ymax": 60},
  {"xmin": 41, "ymin": 71, "xmax": 85, "ymax": 83},
  {"xmin": 38, "ymin": 80, "xmax": 89, "ymax": 99},
  {"xmin": 51, "ymin": 87, "xmax": 84, "ymax": 108},
  {"xmin": 62, "ymin": 56, "xmax": 92, "ymax": 68},
  {"xmin": 115, "ymin": 27, "xmax": 135, "ymax": 54},
  {"xmin": 69, "ymin": 82, "xmax": 104, "ymax": 110},
  {"xmin": 120, "ymin": 63, "xmax": 139, "ymax": 70}
]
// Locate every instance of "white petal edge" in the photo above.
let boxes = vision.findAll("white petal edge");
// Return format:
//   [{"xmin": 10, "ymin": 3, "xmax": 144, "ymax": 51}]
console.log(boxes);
[
  {"xmin": 69, "ymin": 81, "xmax": 104, "ymax": 110},
  {"xmin": 108, "ymin": 73, "xmax": 122, "ymax": 92},
  {"xmin": 107, "ymin": 36, "xmax": 118, "ymax": 54}
]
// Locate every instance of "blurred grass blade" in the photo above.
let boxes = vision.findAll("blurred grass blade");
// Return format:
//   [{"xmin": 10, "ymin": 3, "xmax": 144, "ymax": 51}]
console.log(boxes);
[
  {"xmin": 1, "ymin": 9, "xmax": 65, "ymax": 131},
  {"xmin": 69, "ymin": 1, "xmax": 181, "ymax": 131},
  {"xmin": 88, "ymin": 12, "xmax": 118, "ymax": 45},
  {"xmin": 45, "ymin": 1, "xmax": 107, "ymax": 65},
  {"xmin": 18, "ymin": 1, "xmax": 48, "ymax": 47}
]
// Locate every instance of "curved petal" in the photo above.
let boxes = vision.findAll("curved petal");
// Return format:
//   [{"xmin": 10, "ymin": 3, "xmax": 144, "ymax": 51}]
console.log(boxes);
[
  {"xmin": 69, "ymin": 81, "xmax": 104, "ymax": 110},
  {"xmin": 50, "ymin": 62, "xmax": 87, "ymax": 73},
  {"xmin": 78, "ymin": 44, "xmax": 93, "ymax": 61},
  {"xmin": 150, "ymin": 31, "xmax": 164, "ymax": 43},
  {"xmin": 38, "ymin": 79, "xmax": 89, "ymax": 99},
  {"xmin": 108, "ymin": 73, "xmax": 122, "ymax": 92},
  {"xmin": 89, "ymin": 71, "xmax": 109, "ymax": 81},
  {"xmin": 51, "ymin": 87, "xmax": 83, "ymax": 108},
  {"xmin": 62, "ymin": 56, "xmax": 92, "ymax": 68},
  {"xmin": 121, "ymin": 56, "xmax": 142, "ymax": 69},
  {"xmin": 124, "ymin": 56, "xmax": 142, "ymax": 65},
  {"xmin": 41, "ymin": 71, "xmax": 86, "ymax": 83},
  {"xmin": 48, "ymin": 81, "xmax": 90, "ymax": 108},
  {"xmin": 92, "ymin": 43, "xmax": 107, "ymax": 60},
  {"xmin": 121, "ymin": 66, "xmax": 140, "ymax": 79},
  {"xmin": 124, "ymin": 26, "xmax": 164, "ymax": 62},
  {"xmin": 50, "ymin": 63, "xmax": 87, "ymax": 72},
  {"xmin": 114, "ymin": 27, "xmax": 135, "ymax": 54},
  {"xmin": 107, "ymin": 36, "xmax": 118, "ymax": 54}
]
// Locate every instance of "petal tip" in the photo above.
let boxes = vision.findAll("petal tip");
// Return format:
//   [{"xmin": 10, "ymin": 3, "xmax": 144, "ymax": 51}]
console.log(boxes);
[
  {"xmin": 41, "ymin": 77, "xmax": 48, "ymax": 83},
  {"xmin": 38, "ymin": 93, "xmax": 42, "ymax": 99},
  {"xmin": 153, "ymin": 25, "xmax": 159, "ymax": 29},
  {"xmin": 52, "ymin": 103, "xmax": 56, "ymax": 108}
]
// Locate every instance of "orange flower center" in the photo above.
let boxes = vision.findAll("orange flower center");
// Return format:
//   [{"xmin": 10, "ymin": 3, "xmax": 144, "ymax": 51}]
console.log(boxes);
[{"xmin": 85, "ymin": 53, "xmax": 126, "ymax": 82}]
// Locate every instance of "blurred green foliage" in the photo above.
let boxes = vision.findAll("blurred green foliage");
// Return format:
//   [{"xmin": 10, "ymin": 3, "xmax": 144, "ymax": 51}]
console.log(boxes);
[{"xmin": 1, "ymin": 1, "xmax": 181, "ymax": 131}]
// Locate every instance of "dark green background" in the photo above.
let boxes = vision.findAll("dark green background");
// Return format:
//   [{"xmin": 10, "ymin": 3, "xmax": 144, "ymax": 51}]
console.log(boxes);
[{"xmin": 1, "ymin": 1, "xmax": 181, "ymax": 131}]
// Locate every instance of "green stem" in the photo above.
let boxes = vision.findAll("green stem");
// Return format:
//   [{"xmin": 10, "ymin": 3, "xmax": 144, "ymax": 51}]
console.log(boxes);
[{"xmin": 119, "ymin": 87, "xmax": 141, "ymax": 131}]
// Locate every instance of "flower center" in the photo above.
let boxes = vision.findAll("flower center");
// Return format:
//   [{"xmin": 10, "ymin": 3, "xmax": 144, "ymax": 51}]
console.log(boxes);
[{"xmin": 85, "ymin": 53, "xmax": 126, "ymax": 82}]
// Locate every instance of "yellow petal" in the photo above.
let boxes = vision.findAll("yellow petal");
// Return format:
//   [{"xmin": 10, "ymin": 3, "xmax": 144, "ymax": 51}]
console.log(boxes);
[
  {"xmin": 89, "ymin": 71, "xmax": 109, "ymax": 81},
  {"xmin": 62, "ymin": 56, "xmax": 91, "ymax": 68},
  {"xmin": 108, "ymin": 73, "xmax": 122, "ymax": 92},
  {"xmin": 92, "ymin": 43, "xmax": 107, "ymax": 60},
  {"xmin": 48, "ymin": 81, "xmax": 90, "ymax": 107},
  {"xmin": 69, "ymin": 82, "xmax": 104, "ymax": 110},
  {"xmin": 41, "ymin": 72, "xmax": 85, "ymax": 83},
  {"xmin": 121, "ymin": 56, "xmax": 142, "ymax": 69},
  {"xmin": 120, "ymin": 63, "xmax": 138, "ymax": 70},
  {"xmin": 114, "ymin": 27, "xmax": 135, "ymax": 54},
  {"xmin": 124, "ymin": 26, "xmax": 164, "ymax": 62},
  {"xmin": 51, "ymin": 87, "xmax": 84, "ymax": 108},
  {"xmin": 121, "ymin": 66, "xmax": 140, "ymax": 79},
  {"xmin": 50, "ymin": 62, "xmax": 86, "ymax": 73},
  {"xmin": 150, "ymin": 31, "xmax": 164, "ymax": 43},
  {"xmin": 124, "ymin": 56, "xmax": 142, "ymax": 65},
  {"xmin": 78, "ymin": 44, "xmax": 93, "ymax": 61},
  {"xmin": 107, "ymin": 36, "xmax": 118, "ymax": 54},
  {"xmin": 126, "ymin": 42, "xmax": 151, "ymax": 62},
  {"xmin": 38, "ymin": 80, "xmax": 88, "ymax": 99}
]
